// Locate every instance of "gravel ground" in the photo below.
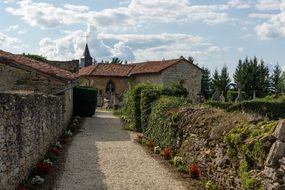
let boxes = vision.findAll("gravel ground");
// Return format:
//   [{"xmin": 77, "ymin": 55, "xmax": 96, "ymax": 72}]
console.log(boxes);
[{"xmin": 54, "ymin": 110, "xmax": 189, "ymax": 190}]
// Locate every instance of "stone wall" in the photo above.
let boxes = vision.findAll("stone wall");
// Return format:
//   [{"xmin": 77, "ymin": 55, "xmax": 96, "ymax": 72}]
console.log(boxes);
[
  {"xmin": 0, "ymin": 62, "xmax": 66, "ymax": 94},
  {"xmin": 80, "ymin": 76, "xmax": 129, "ymax": 97},
  {"xmin": 261, "ymin": 121, "xmax": 285, "ymax": 190},
  {"xmin": 131, "ymin": 73, "xmax": 162, "ymax": 85},
  {"xmin": 0, "ymin": 92, "xmax": 64, "ymax": 190},
  {"xmin": 161, "ymin": 60, "xmax": 202, "ymax": 101},
  {"xmin": 46, "ymin": 60, "xmax": 79, "ymax": 73}
]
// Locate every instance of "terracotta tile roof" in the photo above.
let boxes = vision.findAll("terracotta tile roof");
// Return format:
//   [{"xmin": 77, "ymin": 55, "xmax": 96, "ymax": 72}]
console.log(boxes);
[
  {"xmin": 79, "ymin": 57, "xmax": 202, "ymax": 77},
  {"xmin": 0, "ymin": 50, "xmax": 78, "ymax": 81},
  {"xmin": 79, "ymin": 64, "xmax": 98, "ymax": 76},
  {"xmin": 79, "ymin": 64, "xmax": 134, "ymax": 77},
  {"xmin": 130, "ymin": 58, "xmax": 181, "ymax": 75}
]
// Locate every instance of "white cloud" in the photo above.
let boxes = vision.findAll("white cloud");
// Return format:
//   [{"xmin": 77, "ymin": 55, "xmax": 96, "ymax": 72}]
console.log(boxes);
[
  {"xmin": 254, "ymin": 1, "xmax": 285, "ymax": 39},
  {"xmin": 249, "ymin": 13, "xmax": 274, "ymax": 19},
  {"xmin": 38, "ymin": 26, "xmax": 134, "ymax": 61},
  {"xmin": 5, "ymin": 25, "xmax": 27, "ymax": 34},
  {"xmin": 228, "ymin": 0, "xmax": 252, "ymax": 9},
  {"xmin": 6, "ymin": 0, "xmax": 232, "ymax": 30},
  {"xmin": 256, "ymin": 0, "xmax": 281, "ymax": 10},
  {"xmin": 0, "ymin": 32, "xmax": 26, "ymax": 49}
]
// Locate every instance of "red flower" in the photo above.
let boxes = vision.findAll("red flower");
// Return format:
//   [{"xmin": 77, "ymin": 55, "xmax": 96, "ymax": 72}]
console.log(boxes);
[
  {"xmin": 188, "ymin": 163, "xmax": 200, "ymax": 179},
  {"xmin": 162, "ymin": 147, "xmax": 172, "ymax": 160},
  {"xmin": 49, "ymin": 147, "xmax": 60, "ymax": 155},
  {"xmin": 36, "ymin": 161, "xmax": 52, "ymax": 175}
]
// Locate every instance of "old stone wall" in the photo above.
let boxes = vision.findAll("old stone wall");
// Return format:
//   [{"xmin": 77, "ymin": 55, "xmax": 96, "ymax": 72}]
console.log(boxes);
[
  {"xmin": 80, "ymin": 76, "xmax": 129, "ymax": 97},
  {"xmin": 161, "ymin": 60, "xmax": 202, "ymax": 101},
  {"xmin": 131, "ymin": 73, "xmax": 162, "ymax": 85},
  {"xmin": 0, "ymin": 62, "xmax": 66, "ymax": 94},
  {"xmin": 0, "ymin": 92, "xmax": 64, "ymax": 190},
  {"xmin": 46, "ymin": 60, "xmax": 79, "ymax": 73}
]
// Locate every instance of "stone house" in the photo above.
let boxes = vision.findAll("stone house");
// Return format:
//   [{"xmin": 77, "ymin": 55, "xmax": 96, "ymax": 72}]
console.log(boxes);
[
  {"xmin": 0, "ymin": 50, "xmax": 78, "ymax": 126},
  {"xmin": 79, "ymin": 56, "xmax": 203, "ymax": 105}
]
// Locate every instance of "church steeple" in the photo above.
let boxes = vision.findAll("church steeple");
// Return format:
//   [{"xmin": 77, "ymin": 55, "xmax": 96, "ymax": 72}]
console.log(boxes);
[{"xmin": 82, "ymin": 43, "xmax": 93, "ymax": 67}]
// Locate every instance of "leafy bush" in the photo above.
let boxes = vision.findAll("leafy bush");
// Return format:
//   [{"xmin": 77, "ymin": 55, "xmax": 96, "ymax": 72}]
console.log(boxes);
[
  {"xmin": 162, "ymin": 82, "xmax": 188, "ymax": 97},
  {"xmin": 73, "ymin": 86, "xmax": 97, "ymax": 117},
  {"xmin": 121, "ymin": 82, "xmax": 189, "ymax": 132},
  {"xmin": 228, "ymin": 99, "xmax": 285, "ymax": 120},
  {"xmin": 140, "ymin": 86, "xmax": 162, "ymax": 132},
  {"xmin": 145, "ymin": 96, "xmax": 188, "ymax": 149},
  {"xmin": 204, "ymin": 97, "xmax": 285, "ymax": 120}
]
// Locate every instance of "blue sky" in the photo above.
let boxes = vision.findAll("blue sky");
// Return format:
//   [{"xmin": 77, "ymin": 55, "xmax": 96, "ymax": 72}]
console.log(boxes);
[{"xmin": 0, "ymin": 0, "xmax": 285, "ymax": 76}]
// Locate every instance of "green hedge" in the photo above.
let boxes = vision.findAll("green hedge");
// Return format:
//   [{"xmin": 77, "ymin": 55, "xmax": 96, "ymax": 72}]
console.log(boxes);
[
  {"xmin": 73, "ymin": 86, "xmax": 97, "ymax": 117},
  {"xmin": 204, "ymin": 98, "xmax": 285, "ymax": 120},
  {"xmin": 228, "ymin": 100, "xmax": 285, "ymax": 120},
  {"xmin": 162, "ymin": 82, "xmax": 188, "ymax": 97},
  {"xmin": 145, "ymin": 96, "xmax": 188, "ymax": 149},
  {"xmin": 122, "ymin": 82, "xmax": 189, "ymax": 132},
  {"xmin": 140, "ymin": 86, "xmax": 162, "ymax": 132}
]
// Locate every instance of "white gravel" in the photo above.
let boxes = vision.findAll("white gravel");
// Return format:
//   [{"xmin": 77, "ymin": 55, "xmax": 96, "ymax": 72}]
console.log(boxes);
[{"xmin": 54, "ymin": 110, "xmax": 188, "ymax": 190}]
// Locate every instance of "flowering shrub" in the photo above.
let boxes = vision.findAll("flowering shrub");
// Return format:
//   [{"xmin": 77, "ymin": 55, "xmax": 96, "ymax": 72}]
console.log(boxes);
[
  {"xmin": 161, "ymin": 147, "xmax": 172, "ymax": 160},
  {"xmin": 173, "ymin": 156, "xmax": 184, "ymax": 166},
  {"xmin": 36, "ymin": 161, "xmax": 52, "ymax": 175},
  {"xmin": 154, "ymin": 146, "xmax": 161, "ymax": 154},
  {"xmin": 136, "ymin": 134, "xmax": 144, "ymax": 144},
  {"xmin": 188, "ymin": 163, "xmax": 200, "ymax": 179},
  {"xmin": 49, "ymin": 147, "xmax": 60, "ymax": 155},
  {"xmin": 31, "ymin": 176, "xmax": 44, "ymax": 185}
]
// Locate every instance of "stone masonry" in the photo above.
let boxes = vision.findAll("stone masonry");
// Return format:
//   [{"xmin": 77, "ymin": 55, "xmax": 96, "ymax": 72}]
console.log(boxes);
[
  {"xmin": 262, "ymin": 120, "xmax": 285, "ymax": 190},
  {"xmin": 0, "ymin": 92, "xmax": 64, "ymax": 190}
]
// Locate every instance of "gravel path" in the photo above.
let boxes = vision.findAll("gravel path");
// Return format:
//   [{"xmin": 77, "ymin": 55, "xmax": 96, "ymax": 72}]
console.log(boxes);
[{"xmin": 54, "ymin": 110, "xmax": 189, "ymax": 190}]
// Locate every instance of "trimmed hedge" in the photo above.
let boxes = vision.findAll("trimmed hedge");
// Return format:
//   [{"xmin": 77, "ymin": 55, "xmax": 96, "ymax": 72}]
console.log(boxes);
[
  {"xmin": 204, "ymin": 98, "xmax": 285, "ymax": 120},
  {"xmin": 145, "ymin": 96, "xmax": 188, "ymax": 149},
  {"xmin": 122, "ymin": 82, "xmax": 190, "ymax": 132},
  {"xmin": 228, "ymin": 100, "xmax": 285, "ymax": 120},
  {"xmin": 73, "ymin": 86, "xmax": 97, "ymax": 117},
  {"xmin": 140, "ymin": 86, "xmax": 162, "ymax": 132}
]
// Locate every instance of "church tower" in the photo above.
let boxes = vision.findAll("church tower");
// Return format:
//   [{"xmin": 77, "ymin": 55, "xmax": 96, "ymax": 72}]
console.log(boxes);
[{"xmin": 82, "ymin": 43, "xmax": 93, "ymax": 67}]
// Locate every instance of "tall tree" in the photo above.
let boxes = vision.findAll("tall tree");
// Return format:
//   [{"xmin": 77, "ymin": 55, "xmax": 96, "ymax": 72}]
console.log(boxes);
[
  {"xmin": 219, "ymin": 65, "xmax": 231, "ymax": 100},
  {"xmin": 201, "ymin": 67, "xmax": 211, "ymax": 100},
  {"xmin": 234, "ymin": 57, "xmax": 270, "ymax": 99},
  {"xmin": 211, "ymin": 69, "xmax": 220, "ymax": 92},
  {"xmin": 271, "ymin": 63, "xmax": 283, "ymax": 95}
]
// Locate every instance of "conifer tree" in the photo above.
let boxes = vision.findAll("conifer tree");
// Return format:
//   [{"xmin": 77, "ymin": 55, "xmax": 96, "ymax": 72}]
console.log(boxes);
[{"xmin": 201, "ymin": 67, "xmax": 211, "ymax": 100}]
